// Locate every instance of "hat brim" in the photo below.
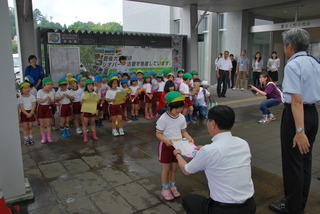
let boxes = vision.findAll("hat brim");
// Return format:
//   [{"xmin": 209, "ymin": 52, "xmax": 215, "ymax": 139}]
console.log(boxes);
[{"xmin": 170, "ymin": 96, "xmax": 185, "ymax": 103}]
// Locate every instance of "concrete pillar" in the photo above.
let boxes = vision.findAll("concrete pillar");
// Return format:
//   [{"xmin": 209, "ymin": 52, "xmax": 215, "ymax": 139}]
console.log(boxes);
[
  {"xmin": 209, "ymin": 12, "xmax": 218, "ymax": 85},
  {"xmin": 14, "ymin": 0, "xmax": 36, "ymax": 78},
  {"xmin": 0, "ymin": 0, "xmax": 26, "ymax": 199},
  {"xmin": 182, "ymin": 4, "xmax": 198, "ymax": 72}
]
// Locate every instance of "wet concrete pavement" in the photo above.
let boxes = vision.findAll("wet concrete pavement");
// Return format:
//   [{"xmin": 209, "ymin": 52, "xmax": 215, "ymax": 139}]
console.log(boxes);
[{"xmin": 18, "ymin": 89, "xmax": 320, "ymax": 214}]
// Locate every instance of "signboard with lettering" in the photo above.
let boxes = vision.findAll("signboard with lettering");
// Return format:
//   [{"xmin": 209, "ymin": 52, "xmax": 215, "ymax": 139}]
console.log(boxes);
[{"xmin": 250, "ymin": 19, "xmax": 320, "ymax": 33}]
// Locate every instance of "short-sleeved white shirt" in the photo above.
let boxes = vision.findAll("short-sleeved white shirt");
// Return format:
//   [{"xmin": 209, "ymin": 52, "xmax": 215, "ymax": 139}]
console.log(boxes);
[
  {"xmin": 30, "ymin": 87, "xmax": 37, "ymax": 99},
  {"xmin": 55, "ymin": 89, "xmax": 73, "ymax": 104},
  {"xmin": 195, "ymin": 87, "xmax": 210, "ymax": 107},
  {"xmin": 101, "ymin": 83, "xmax": 109, "ymax": 90},
  {"xmin": 71, "ymin": 88, "xmax": 84, "ymax": 103},
  {"xmin": 151, "ymin": 78, "xmax": 157, "ymax": 85},
  {"xmin": 185, "ymin": 132, "xmax": 254, "ymax": 203},
  {"xmin": 18, "ymin": 94, "xmax": 36, "ymax": 110},
  {"xmin": 129, "ymin": 85, "xmax": 139, "ymax": 95},
  {"xmin": 217, "ymin": 57, "xmax": 233, "ymax": 71},
  {"xmin": 105, "ymin": 88, "xmax": 121, "ymax": 104},
  {"xmin": 179, "ymin": 82, "xmax": 190, "ymax": 97},
  {"xmin": 37, "ymin": 89, "xmax": 55, "ymax": 105},
  {"xmin": 137, "ymin": 80, "xmax": 144, "ymax": 87},
  {"xmin": 142, "ymin": 83, "xmax": 152, "ymax": 93},
  {"xmin": 117, "ymin": 64, "xmax": 129, "ymax": 74},
  {"xmin": 156, "ymin": 112, "xmax": 187, "ymax": 139},
  {"xmin": 157, "ymin": 81, "xmax": 165, "ymax": 92}
]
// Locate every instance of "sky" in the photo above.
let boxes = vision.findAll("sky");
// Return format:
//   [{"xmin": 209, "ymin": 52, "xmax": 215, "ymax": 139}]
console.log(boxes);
[{"xmin": 8, "ymin": 0, "xmax": 123, "ymax": 26}]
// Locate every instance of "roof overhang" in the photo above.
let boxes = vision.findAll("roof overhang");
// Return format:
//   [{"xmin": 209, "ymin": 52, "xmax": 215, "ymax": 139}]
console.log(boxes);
[{"xmin": 127, "ymin": 0, "xmax": 299, "ymax": 12}]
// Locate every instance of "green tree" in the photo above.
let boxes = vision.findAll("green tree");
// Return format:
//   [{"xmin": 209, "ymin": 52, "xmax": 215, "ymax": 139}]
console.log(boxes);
[
  {"xmin": 8, "ymin": 7, "xmax": 16, "ymax": 39},
  {"xmin": 12, "ymin": 42, "xmax": 18, "ymax": 54}
]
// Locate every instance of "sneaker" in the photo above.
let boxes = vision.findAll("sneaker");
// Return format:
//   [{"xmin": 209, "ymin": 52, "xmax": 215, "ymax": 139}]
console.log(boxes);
[
  {"xmin": 241, "ymin": 88, "xmax": 244, "ymax": 91},
  {"xmin": 258, "ymin": 118, "xmax": 270, "ymax": 124},
  {"xmin": 76, "ymin": 128, "xmax": 83, "ymax": 134},
  {"xmin": 268, "ymin": 114, "xmax": 276, "ymax": 121},
  {"xmin": 232, "ymin": 88, "xmax": 236, "ymax": 90},
  {"xmin": 24, "ymin": 139, "xmax": 30, "ymax": 146},
  {"xmin": 119, "ymin": 128, "xmax": 124, "ymax": 136},
  {"xmin": 170, "ymin": 186, "xmax": 181, "ymax": 198},
  {"xmin": 112, "ymin": 129, "xmax": 119, "ymax": 137},
  {"xmin": 161, "ymin": 189, "xmax": 174, "ymax": 201},
  {"xmin": 29, "ymin": 139, "xmax": 35, "ymax": 145}
]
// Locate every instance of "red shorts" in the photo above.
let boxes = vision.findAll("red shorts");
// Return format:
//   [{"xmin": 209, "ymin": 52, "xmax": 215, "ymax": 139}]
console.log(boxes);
[
  {"xmin": 98, "ymin": 101, "xmax": 107, "ymax": 111},
  {"xmin": 155, "ymin": 92, "xmax": 163, "ymax": 102},
  {"xmin": 130, "ymin": 95, "xmax": 140, "ymax": 105},
  {"xmin": 37, "ymin": 105, "xmax": 53, "ymax": 119},
  {"xmin": 144, "ymin": 93, "xmax": 153, "ymax": 103},
  {"xmin": 51, "ymin": 105, "xmax": 56, "ymax": 114},
  {"xmin": 108, "ymin": 104, "xmax": 122, "ymax": 117},
  {"xmin": 184, "ymin": 97, "xmax": 193, "ymax": 108},
  {"xmin": 121, "ymin": 98, "xmax": 130, "ymax": 108},
  {"xmin": 82, "ymin": 112, "xmax": 96, "ymax": 118},
  {"xmin": 73, "ymin": 102, "xmax": 82, "ymax": 114},
  {"xmin": 20, "ymin": 110, "xmax": 36, "ymax": 122},
  {"xmin": 158, "ymin": 141, "xmax": 177, "ymax": 163},
  {"xmin": 59, "ymin": 104, "xmax": 72, "ymax": 117}
]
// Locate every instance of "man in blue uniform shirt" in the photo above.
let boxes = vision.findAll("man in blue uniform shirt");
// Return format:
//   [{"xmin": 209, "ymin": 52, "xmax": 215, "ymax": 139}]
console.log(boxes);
[{"xmin": 269, "ymin": 28, "xmax": 320, "ymax": 214}]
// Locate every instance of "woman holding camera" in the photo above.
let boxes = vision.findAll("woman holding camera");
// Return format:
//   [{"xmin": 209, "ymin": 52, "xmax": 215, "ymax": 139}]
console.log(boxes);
[{"xmin": 249, "ymin": 73, "xmax": 282, "ymax": 124}]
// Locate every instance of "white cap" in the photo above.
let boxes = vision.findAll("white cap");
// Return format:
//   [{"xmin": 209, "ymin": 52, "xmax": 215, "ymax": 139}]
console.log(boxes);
[{"xmin": 201, "ymin": 80, "xmax": 209, "ymax": 86}]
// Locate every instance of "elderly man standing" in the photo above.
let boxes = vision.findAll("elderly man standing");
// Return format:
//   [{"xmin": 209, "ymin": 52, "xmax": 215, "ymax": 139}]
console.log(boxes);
[
  {"xmin": 269, "ymin": 28, "xmax": 320, "ymax": 214},
  {"xmin": 174, "ymin": 105, "xmax": 256, "ymax": 214},
  {"xmin": 216, "ymin": 51, "xmax": 232, "ymax": 98},
  {"xmin": 233, "ymin": 50, "xmax": 250, "ymax": 91}
]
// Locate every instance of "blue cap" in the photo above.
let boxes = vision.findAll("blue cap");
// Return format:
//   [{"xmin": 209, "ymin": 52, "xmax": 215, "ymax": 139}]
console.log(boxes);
[
  {"xmin": 94, "ymin": 75, "xmax": 102, "ymax": 82},
  {"xmin": 62, "ymin": 74, "xmax": 66, "ymax": 78},
  {"xmin": 74, "ymin": 73, "xmax": 81, "ymax": 79},
  {"xmin": 111, "ymin": 73, "xmax": 118, "ymax": 77},
  {"xmin": 148, "ymin": 71, "xmax": 155, "ymax": 75},
  {"xmin": 120, "ymin": 78, "xmax": 128, "ymax": 84},
  {"xmin": 130, "ymin": 76, "xmax": 137, "ymax": 82},
  {"xmin": 130, "ymin": 71, "xmax": 136, "ymax": 75},
  {"xmin": 24, "ymin": 75, "xmax": 35, "ymax": 85},
  {"xmin": 77, "ymin": 76, "xmax": 86, "ymax": 82}
]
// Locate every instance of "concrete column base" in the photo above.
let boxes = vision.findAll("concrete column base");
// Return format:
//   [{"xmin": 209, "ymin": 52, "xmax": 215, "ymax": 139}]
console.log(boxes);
[{"xmin": 5, "ymin": 178, "xmax": 34, "ymax": 204}]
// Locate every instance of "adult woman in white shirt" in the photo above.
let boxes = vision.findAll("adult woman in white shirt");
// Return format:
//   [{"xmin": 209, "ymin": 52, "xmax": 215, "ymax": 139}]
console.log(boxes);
[
  {"xmin": 267, "ymin": 51, "xmax": 280, "ymax": 84},
  {"xmin": 252, "ymin": 52, "xmax": 263, "ymax": 87}
]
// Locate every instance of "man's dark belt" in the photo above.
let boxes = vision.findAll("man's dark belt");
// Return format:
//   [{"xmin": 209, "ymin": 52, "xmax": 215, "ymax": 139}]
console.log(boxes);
[
  {"xmin": 219, "ymin": 69, "xmax": 229, "ymax": 72},
  {"xmin": 284, "ymin": 103, "xmax": 315, "ymax": 108},
  {"xmin": 211, "ymin": 196, "xmax": 253, "ymax": 208}
]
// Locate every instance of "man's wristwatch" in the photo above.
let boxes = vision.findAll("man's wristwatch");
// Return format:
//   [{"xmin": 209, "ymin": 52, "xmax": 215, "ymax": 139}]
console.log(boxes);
[{"xmin": 296, "ymin": 128, "xmax": 305, "ymax": 133}]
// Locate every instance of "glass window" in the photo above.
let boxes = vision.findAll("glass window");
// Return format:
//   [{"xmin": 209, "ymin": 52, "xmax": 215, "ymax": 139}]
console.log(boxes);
[
  {"xmin": 201, "ymin": 16, "xmax": 208, "ymax": 32},
  {"xmin": 174, "ymin": 19, "xmax": 180, "ymax": 34},
  {"xmin": 218, "ymin": 13, "xmax": 227, "ymax": 29}
]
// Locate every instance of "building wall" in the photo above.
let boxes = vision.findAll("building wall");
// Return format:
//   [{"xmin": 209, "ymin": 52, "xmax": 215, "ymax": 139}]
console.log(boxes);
[{"xmin": 123, "ymin": 0, "xmax": 171, "ymax": 33}]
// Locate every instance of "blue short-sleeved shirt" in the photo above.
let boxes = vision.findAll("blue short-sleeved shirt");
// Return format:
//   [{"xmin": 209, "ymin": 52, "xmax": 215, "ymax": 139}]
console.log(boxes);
[
  {"xmin": 282, "ymin": 51, "xmax": 320, "ymax": 105},
  {"xmin": 24, "ymin": 65, "xmax": 45, "ymax": 90},
  {"xmin": 237, "ymin": 57, "xmax": 250, "ymax": 71}
]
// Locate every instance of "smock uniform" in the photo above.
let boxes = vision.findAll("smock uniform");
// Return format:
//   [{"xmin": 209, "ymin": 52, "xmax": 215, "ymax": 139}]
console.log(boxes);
[{"xmin": 281, "ymin": 51, "xmax": 320, "ymax": 213}]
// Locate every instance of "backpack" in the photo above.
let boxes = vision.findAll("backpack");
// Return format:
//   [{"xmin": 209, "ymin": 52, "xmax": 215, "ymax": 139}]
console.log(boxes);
[{"xmin": 267, "ymin": 82, "xmax": 284, "ymax": 103}]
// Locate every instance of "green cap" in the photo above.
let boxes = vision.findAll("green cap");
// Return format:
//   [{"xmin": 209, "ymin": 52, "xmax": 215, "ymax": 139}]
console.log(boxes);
[
  {"xmin": 183, "ymin": 73, "xmax": 192, "ymax": 79},
  {"xmin": 144, "ymin": 73, "xmax": 151, "ymax": 78},
  {"xmin": 190, "ymin": 70, "xmax": 198, "ymax": 75},
  {"xmin": 84, "ymin": 79, "xmax": 94, "ymax": 86},
  {"xmin": 100, "ymin": 73, "xmax": 108, "ymax": 78},
  {"xmin": 165, "ymin": 91, "xmax": 185, "ymax": 103},
  {"xmin": 58, "ymin": 78, "xmax": 68, "ymax": 85},
  {"xmin": 156, "ymin": 73, "xmax": 163, "ymax": 78},
  {"xmin": 177, "ymin": 68, "xmax": 184, "ymax": 73},
  {"xmin": 19, "ymin": 81, "xmax": 30, "ymax": 89},
  {"xmin": 163, "ymin": 69, "xmax": 171, "ymax": 75},
  {"xmin": 42, "ymin": 77, "xmax": 53, "ymax": 85}
]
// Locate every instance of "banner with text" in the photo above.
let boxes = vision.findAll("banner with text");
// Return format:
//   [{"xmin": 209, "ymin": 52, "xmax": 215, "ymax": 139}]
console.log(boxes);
[{"xmin": 98, "ymin": 47, "xmax": 172, "ymax": 75}]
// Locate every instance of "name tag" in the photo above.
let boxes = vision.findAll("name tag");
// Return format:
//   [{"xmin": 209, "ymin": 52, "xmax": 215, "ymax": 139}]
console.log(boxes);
[{"xmin": 241, "ymin": 64, "xmax": 244, "ymax": 66}]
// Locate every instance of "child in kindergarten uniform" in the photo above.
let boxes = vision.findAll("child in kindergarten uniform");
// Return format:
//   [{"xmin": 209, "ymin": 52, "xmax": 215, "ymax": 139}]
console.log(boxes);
[
  {"xmin": 78, "ymin": 76, "xmax": 87, "ymax": 90},
  {"xmin": 154, "ymin": 73, "xmax": 166, "ymax": 117},
  {"xmin": 142, "ymin": 73, "xmax": 154, "ymax": 119},
  {"xmin": 129, "ymin": 76, "xmax": 140, "ymax": 121},
  {"xmin": 25, "ymin": 75, "xmax": 38, "ymax": 98},
  {"xmin": 179, "ymin": 73, "xmax": 196, "ymax": 123},
  {"xmin": 94, "ymin": 75, "xmax": 105, "ymax": 127},
  {"xmin": 105, "ymin": 76, "xmax": 125, "ymax": 136},
  {"xmin": 120, "ymin": 78, "xmax": 131, "ymax": 121},
  {"xmin": 81, "ymin": 79, "xmax": 100, "ymax": 143},
  {"xmin": 148, "ymin": 71, "xmax": 157, "ymax": 85},
  {"xmin": 174, "ymin": 68, "xmax": 184, "ymax": 88},
  {"xmin": 37, "ymin": 77, "xmax": 56, "ymax": 143},
  {"xmin": 18, "ymin": 82, "xmax": 36, "ymax": 146},
  {"xmin": 69, "ymin": 78, "xmax": 83, "ymax": 134},
  {"xmin": 156, "ymin": 91, "xmax": 194, "ymax": 201},
  {"xmin": 55, "ymin": 78, "xmax": 74, "ymax": 138}
]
